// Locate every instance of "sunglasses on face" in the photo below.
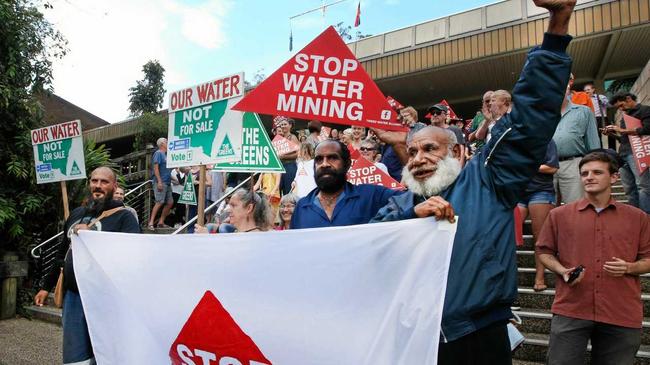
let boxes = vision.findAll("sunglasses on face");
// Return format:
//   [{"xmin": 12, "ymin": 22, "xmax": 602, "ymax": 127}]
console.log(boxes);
[
  {"xmin": 432, "ymin": 111, "xmax": 443, "ymax": 116},
  {"xmin": 359, "ymin": 147, "xmax": 376, "ymax": 152}
]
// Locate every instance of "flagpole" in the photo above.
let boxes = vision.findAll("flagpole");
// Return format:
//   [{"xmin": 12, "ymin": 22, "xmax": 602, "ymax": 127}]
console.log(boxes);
[{"xmin": 288, "ymin": 0, "xmax": 349, "ymax": 20}]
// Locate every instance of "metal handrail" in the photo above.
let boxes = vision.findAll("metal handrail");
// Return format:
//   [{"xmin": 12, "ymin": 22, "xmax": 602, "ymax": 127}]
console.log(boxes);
[
  {"xmin": 126, "ymin": 179, "xmax": 153, "ymax": 194},
  {"xmin": 172, "ymin": 174, "xmax": 257, "ymax": 235},
  {"xmin": 30, "ymin": 179, "xmax": 153, "ymax": 258},
  {"xmin": 30, "ymin": 231, "xmax": 64, "ymax": 259}
]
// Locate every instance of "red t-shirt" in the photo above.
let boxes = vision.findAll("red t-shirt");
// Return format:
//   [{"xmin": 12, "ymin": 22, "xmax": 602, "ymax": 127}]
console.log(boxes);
[{"xmin": 536, "ymin": 198, "xmax": 650, "ymax": 328}]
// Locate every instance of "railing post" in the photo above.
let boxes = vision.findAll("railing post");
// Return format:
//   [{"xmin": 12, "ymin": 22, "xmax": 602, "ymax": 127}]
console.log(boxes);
[{"xmin": 1, "ymin": 252, "xmax": 28, "ymax": 319}]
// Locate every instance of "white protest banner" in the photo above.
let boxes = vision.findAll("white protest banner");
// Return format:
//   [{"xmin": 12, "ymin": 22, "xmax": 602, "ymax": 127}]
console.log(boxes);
[
  {"xmin": 167, "ymin": 72, "xmax": 244, "ymax": 167},
  {"xmin": 73, "ymin": 218, "xmax": 456, "ymax": 364},
  {"xmin": 31, "ymin": 120, "xmax": 86, "ymax": 184}
]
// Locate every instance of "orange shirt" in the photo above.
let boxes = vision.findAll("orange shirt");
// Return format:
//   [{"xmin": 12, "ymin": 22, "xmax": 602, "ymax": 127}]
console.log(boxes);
[
  {"xmin": 571, "ymin": 91, "xmax": 595, "ymax": 113},
  {"xmin": 536, "ymin": 198, "xmax": 650, "ymax": 328}
]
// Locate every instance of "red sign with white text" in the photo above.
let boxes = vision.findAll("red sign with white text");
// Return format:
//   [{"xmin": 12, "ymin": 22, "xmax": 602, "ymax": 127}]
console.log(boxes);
[
  {"xmin": 232, "ymin": 26, "xmax": 405, "ymax": 131},
  {"xmin": 272, "ymin": 135, "xmax": 299, "ymax": 156},
  {"xmin": 347, "ymin": 156, "xmax": 405, "ymax": 190},
  {"xmin": 624, "ymin": 114, "xmax": 650, "ymax": 174},
  {"xmin": 319, "ymin": 126, "xmax": 332, "ymax": 141},
  {"xmin": 169, "ymin": 291, "xmax": 272, "ymax": 365}
]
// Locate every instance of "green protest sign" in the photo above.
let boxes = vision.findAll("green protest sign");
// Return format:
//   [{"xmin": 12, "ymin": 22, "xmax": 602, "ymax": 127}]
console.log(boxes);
[
  {"xmin": 178, "ymin": 173, "xmax": 197, "ymax": 205},
  {"xmin": 31, "ymin": 120, "xmax": 86, "ymax": 184},
  {"xmin": 167, "ymin": 72, "xmax": 244, "ymax": 168},
  {"xmin": 212, "ymin": 113, "xmax": 285, "ymax": 173}
]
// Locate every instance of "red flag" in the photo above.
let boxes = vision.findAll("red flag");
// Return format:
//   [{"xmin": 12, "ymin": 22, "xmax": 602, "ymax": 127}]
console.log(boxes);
[
  {"xmin": 354, "ymin": 2, "xmax": 361, "ymax": 27},
  {"xmin": 624, "ymin": 114, "xmax": 650, "ymax": 174},
  {"xmin": 232, "ymin": 26, "xmax": 405, "ymax": 131}
]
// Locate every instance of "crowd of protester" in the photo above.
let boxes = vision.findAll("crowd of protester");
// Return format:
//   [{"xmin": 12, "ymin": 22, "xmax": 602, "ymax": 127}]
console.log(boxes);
[{"xmin": 34, "ymin": 2, "xmax": 650, "ymax": 363}]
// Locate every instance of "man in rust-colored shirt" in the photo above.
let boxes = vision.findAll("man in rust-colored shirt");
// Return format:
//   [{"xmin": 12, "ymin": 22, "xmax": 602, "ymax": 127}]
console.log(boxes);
[{"xmin": 537, "ymin": 151, "xmax": 650, "ymax": 365}]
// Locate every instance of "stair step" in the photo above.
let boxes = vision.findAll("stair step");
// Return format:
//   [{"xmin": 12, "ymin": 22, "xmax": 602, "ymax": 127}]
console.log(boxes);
[
  {"xmin": 516, "ymin": 287, "xmax": 650, "ymax": 313},
  {"xmin": 513, "ymin": 307, "xmax": 650, "ymax": 346},
  {"xmin": 513, "ymin": 332, "xmax": 650, "ymax": 364},
  {"xmin": 144, "ymin": 227, "xmax": 177, "ymax": 234},
  {"xmin": 25, "ymin": 305, "xmax": 62, "ymax": 325}
]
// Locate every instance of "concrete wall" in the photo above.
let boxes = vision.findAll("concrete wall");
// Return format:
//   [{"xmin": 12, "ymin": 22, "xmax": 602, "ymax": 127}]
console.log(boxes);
[
  {"xmin": 348, "ymin": 0, "xmax": 615, "ymax": 60},
  {"xmin": 631, "ymin": 60, "xmax": 650, "ymax": 105}
]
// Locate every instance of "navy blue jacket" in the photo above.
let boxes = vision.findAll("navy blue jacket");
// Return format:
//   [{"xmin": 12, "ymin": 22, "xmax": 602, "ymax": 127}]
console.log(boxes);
[
  {"xmin": 291, "ymin": 182, "xmax": 402, "ymax": 229},
  {"xmin": 371, "ymin": 33, "xmax": 573, "ymax": 342}
]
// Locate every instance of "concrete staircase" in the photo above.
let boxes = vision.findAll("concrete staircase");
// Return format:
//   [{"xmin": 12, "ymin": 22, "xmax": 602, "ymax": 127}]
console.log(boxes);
[
  {"xmin": 25, "ymin": 293, "xmax": 61, "ymax": 325},
  {"xmin": 512, "ymin": 184, "xmax": 650, "ymax": 364}
]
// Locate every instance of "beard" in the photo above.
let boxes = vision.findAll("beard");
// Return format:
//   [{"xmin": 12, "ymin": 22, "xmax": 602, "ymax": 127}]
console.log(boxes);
[
  {"xmin": 402, "ymin": 154, "xmax": 461, "ymax": 198},
  {"xmin": 86, "ymin": 188, "xmax": 114, "ymax": 214},
  {"xmin": 315, "ymin": 166, "xmax": 348, "ymax": 193}
]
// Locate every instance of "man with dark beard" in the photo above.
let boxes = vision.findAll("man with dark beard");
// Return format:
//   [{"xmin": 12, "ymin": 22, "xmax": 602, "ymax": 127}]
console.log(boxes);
[
  {"xmin": 290, "ymin": 140, "xmax": 404, "ymax": 228},
  {"xmin": 34, "ymin": 166, "xmax": 140, "ymax": 365},
  {"xmin": 371, "ymin": 0, "xmax": 577, "ymax": 362}
]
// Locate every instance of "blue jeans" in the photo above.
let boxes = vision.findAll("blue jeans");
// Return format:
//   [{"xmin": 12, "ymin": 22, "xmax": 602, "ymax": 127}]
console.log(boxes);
[
  {"xmin": 620, "ymin": 154, "xmax": 650, "ymax": 214},
  {"xmin": 517, "ymin": 190, "xmax": 556, "ymax": 208},
  {"xmin": 62, "ymin": 290, "xmax": 95, "ymax": 364}
]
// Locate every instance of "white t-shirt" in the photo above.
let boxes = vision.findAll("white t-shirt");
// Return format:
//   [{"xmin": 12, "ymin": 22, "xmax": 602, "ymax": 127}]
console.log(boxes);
[{"xmin": 293, "ymin": 159, "xmax": 317, "ymax": 198}]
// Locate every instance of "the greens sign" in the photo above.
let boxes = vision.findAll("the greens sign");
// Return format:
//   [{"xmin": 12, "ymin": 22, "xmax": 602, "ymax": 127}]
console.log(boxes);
[
  {"xmin": 31, "ymin": 120, "xmax": 86, "ymax": 184},
  {"xmin": 167, "ymin": 73, "xmax": 244, "ymax": 168}
]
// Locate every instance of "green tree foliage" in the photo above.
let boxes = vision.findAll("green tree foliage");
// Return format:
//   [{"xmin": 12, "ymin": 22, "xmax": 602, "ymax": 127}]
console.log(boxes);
[
  {"xmin": 133, "ymin": 112, "xmax": 168, "ymax": 150},
  {"xmin": 0, "ymin": 1, "xmax": 118, "ymax": 257},
  {"xmin": 0, "ymin": 0, "xmax": 68, "ymax": 256},
  {"xmin": 128, "ymin": 60, "xmax": 166, "ymax": 116},
  {"xmin": 334, "ymin": 22, "xmax": 371, "ymax": 41},
  {"xmin": 243, "ymin": 68, "xmax": 266, "ymax": 90}
]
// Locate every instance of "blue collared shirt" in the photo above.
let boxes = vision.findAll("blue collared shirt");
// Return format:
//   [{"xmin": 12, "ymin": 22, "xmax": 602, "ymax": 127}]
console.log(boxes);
[
  {"xmin": 552, "ymin": 101, "xmax": 600, "ymax": 158},
  {"xmin": 291, "ymin": 182, "xmax": 402, "ymax": 229}
]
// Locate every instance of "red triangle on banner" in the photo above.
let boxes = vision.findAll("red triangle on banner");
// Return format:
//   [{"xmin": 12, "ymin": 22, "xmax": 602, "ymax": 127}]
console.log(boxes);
[
  {"xmin": 169, "ymin": 291, "xmax": 272, "ymax": 365},
  {"xmin": 347, "ymin": 156, "xmax": 405, "ymax": 190},
  {"xmin": 272, "ymin": 135, "xmax": 300, "ymax": 156},
  {"xmin": 232, "ymin": 26, "xmax": 406, "ymax": 131}
]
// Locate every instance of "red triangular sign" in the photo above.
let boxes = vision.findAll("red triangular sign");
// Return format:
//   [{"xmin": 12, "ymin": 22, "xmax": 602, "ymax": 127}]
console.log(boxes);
[
  {"xmin": 347, "ymin": 156, "xmax": 405, "ymax": 190},
  {"xmin": 232, "ymin": 26, "xmax": 406, "ymax": 131},
  {"xmin": 624, "ymin": 114, "xmax": 650, "ymax": 174},
  {"xmin": 169, "ymin": 291, "xmax": 272, "ymax": 365},
  {"xmin": 272, "ymin": 135, "xmax": 299, "ymax": 156},
  {"xmin": 439, "ymin": 99, "xmax": 459, "ymax": 120}
]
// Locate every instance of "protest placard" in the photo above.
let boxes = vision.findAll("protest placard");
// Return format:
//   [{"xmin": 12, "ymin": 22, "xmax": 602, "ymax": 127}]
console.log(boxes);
[
  {"xmin": 272, "ymin": 135, "xmax": 300, "ymax": 156},
  {"xmin": 212, "ymin": 113, "xmax": 285, "ymax": 173},
  {"xmin": 232, "ymin": 27, "xmax": 405, "ymax": 131},
  {"xmin": 347, "ymin": 157, "xmax": 405, "ymax": 190},
  {"xmin": 319, "ymin": 126, "xmax": 331, "ymax": 141},
  {"xmin": 177, "ymin": 173, "xmax": 197, "ymax": 205},
  {"xmin": 624, "ymin": 114, "xmax": 650, "ymax": 174},
  {"xmin": 167, "ymin": 72, "xmax": 244, "ymax": 168},
  {"xmin": 31, "ymin": 120, "xmax": 86, "ymax": 184}
]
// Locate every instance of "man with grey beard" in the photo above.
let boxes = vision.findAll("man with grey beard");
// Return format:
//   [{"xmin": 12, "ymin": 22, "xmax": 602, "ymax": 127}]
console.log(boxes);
[{"xmin": 371, "ymin": 0, "xmax": 577, "ymax": 362}]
